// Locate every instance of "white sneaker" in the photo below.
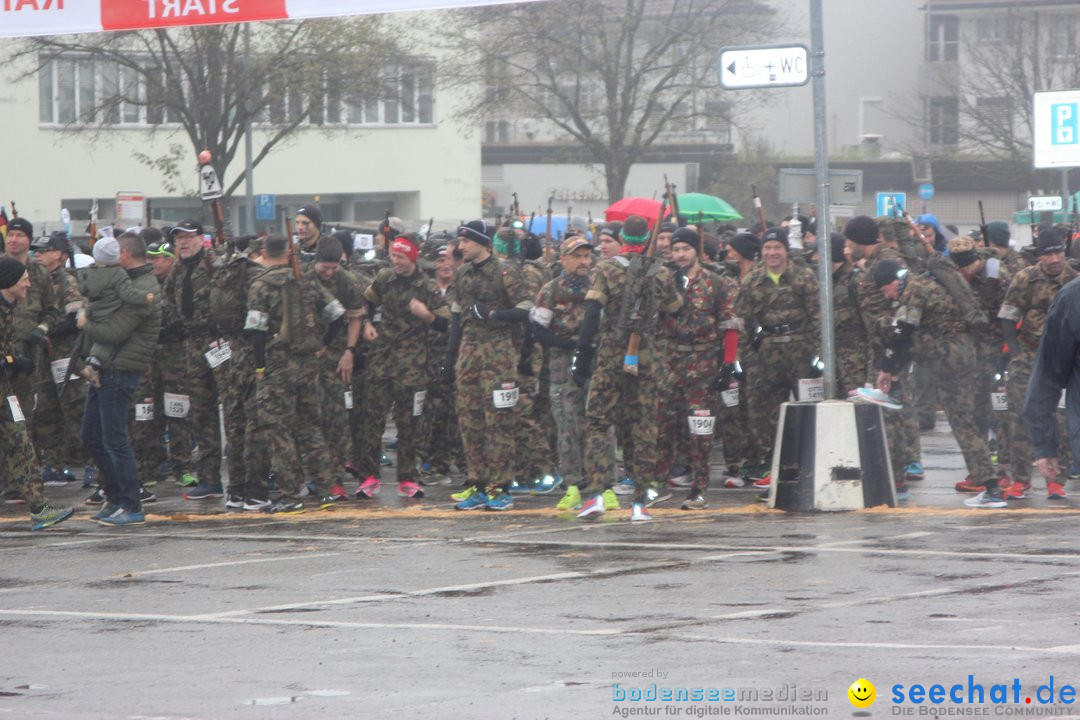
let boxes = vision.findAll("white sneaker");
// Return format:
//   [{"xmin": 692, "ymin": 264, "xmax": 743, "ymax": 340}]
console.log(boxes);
[
  {"xmin": 613, "ymin": 478, "xmax": 636, "ymax": 495},
  {"xmin": 630, "ymin": 503, "xmax": 653, "ymax": 522},
  {"xmin": 668, "ymin": 474, "xmax": 693, "ymax": 488},
  {"xmin": 577, "ymin": 495, "xmax": 605, "ymax": 519},
  {"xmin": 723, "ymin": 475, "xmax": 745, "ymax": 488},
  {"xmin": 963, "ymin": 491, "xmax": 1007, "ymax": 509}
]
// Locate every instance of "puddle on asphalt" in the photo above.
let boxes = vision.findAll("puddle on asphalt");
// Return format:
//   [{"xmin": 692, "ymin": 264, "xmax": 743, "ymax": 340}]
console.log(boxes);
[{"xmin": 246, "ymin": 697, "xmax": 301, "ymax": 706}]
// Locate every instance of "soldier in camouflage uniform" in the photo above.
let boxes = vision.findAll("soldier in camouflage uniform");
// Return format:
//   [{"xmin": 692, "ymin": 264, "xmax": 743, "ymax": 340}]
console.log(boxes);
[
  {"xmin": 530, "ymin": 236, "xmax": 594, "ymax": 509},
  {"xmin": 0, "ymin": 257, "xmax": 75, "ymax": 528},
  {"xmin": 718, "ymin": 233, "xmax": 760, "ymax": 483},
  {"xmin": 30, "ymin": 232, "xmax": 89, "ymax": 481},
  {"xmin": 571, "ymin": 215, "xmax": 683, "ymax": 521},
  {"xmin": 294, "ymin": 203, "xmax": 324, "ymax": 261},
  {"xmin": 354, "ymin": 233, "xmax": 448, "ymax": 499},
  {"xmin": 845, "ymin": 216, "xmax": 920, "ymax": 493},
  {"xmin": 656, "ymin": 228, "xmax": 738, "ymax": 509},
  {"xmin": 3, "ymin": 218, "xmax": 62, "ymax": 470},
  {"xmin": 734, "ymin": 227, "xmax": 819, "ymax": 484},
  {"xmin": 244, "ymin": 234, "xmax": 345, "ymax": 513},
  {"xmin": 160, "ymin": 219, "xmax": 224, "ymax": 499},
  {"xmin": 998, "ymin": 228, "xmax": 1078, "ymax": 500},
  {"xmin": 446, "ymin": 221, "xmax": 532, "ymax": 511},
  {"xmin": 981, "ymin": 221, "xmax": 1028, "ymax": 276},
  {"xmin": 305, "ymin": 236, "xmax": 366, "ymax": 500},
  {"xmin": 419, "ymin": 239, "xmax": 465, "ymax": 481},
  {"xmin": 828, "ymin": 233, "xmax": 869, "ymax": 396},
  {"xmin": 872, "ymin": 259, "xmax": 1002, "ymax": 508}
]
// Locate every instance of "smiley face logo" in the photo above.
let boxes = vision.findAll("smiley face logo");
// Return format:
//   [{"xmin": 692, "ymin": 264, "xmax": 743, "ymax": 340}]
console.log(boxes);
[{"xmin": 848, "ymin": 678, "xmax": 876, "ymax": 708}]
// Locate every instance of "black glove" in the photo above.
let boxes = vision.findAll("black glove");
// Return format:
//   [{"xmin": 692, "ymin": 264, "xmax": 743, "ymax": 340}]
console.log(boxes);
[
  {"xmin": 674, "ymin": 269, "xmax": 689, "ymax": 294},
  {"xmin": 997, "ymin": 352, "xmax": 1010, "ymax": 375},
  {"xmin": 570, "ymin": 346, "xmax": 594, "ymax": 386},
  {"xmin": 708, "ymin": 362, "xmax": 737, "ymax": 392},
  {"xmin": 808, "ymin": 355, "xmax": 825, "ymax": 378},
  {"xmin": 731, "ymin": 361, "xmax": 744, "ymax": 381},
  {"xmin": 439, "ymin": 355, "xmax": 456, "ymax": 382},
  {"xmin": 749, "ymin": 326, "xmax": 764, "ymax": 352},
  {"xmin": 469, "ymin": 303, "xmax": 492, "ymax": 321},
  {"xmin": 517, "ymin": 356, "xmax": 534, "ymax": 377},
  {"xmin": 24, "ymin": 325, "xmax": 47, "ymax": 347},
  {"xmin": 11, "ymin": 355, "xmax": 35, "ymax": 375}
]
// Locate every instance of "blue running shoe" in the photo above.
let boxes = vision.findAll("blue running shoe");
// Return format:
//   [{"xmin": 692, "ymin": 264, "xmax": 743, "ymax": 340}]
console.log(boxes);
[
  {"xmin": 486, "ymin": 490, "xmax": 514, "ymax": 511},
  {"xmin": 904, "ymin": 462, "xmax": 925, "ymax": 481},
  {"xmin": 532, "ymin": 474, "xmax": 564, "ymax": 495},
  {"xmin": 455, "ymin": 491, "xmax": 489, "ymax": 510},
  {"xmin": 96, "ymin": 510, "xmax": 146, "ymax": 526},
  {"xmin": 612, "ymin": 477, "xmax": 636, "ymax": 495},
  {"xmin": 30, "ymin": 504, "xmax": 75, "ymax": 530}
]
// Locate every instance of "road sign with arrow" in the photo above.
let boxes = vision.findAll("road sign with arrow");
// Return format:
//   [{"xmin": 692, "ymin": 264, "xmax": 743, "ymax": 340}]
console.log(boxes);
[{"xmin": 719, "ymin": 44, "xmax": 810, "ymax": 90}]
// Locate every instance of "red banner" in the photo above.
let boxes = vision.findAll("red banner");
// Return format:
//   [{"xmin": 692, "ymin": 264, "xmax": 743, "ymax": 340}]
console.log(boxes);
[{"xmin": 101, "ymin": 0, "xmax": 288, "ymax": 32}]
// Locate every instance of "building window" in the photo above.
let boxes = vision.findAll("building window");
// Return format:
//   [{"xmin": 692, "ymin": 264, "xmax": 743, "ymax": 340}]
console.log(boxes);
[
  {"xmin": 1050, "ymin": 15, "xmax": 1077, "ymax": 60},
  {"xmin": 975, "ymin": 16, "xmax": 1009, "ymax": 44},
  {"xmin": 975, "ymin": 95, "xmax": 1012, "ymax": 132},
  {"xmin": 927, "ymin": 96, "xmax": 959, "ymax": 146},
  {"xmin": 927, "ymin": 15, "xmax": 959, "ymax": 62}
]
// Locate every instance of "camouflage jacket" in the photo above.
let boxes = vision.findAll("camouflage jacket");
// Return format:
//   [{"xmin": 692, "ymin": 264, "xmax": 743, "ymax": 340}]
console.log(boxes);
[
  {"xmin": 305, "ymin": 264, "xmax": 367, "ymax": 354},
  {"xmin": 661, "ymin": 266, "xmax": 738, "ymax": 346},
  {"xmin": 10, "ymin": 256, "xmax": 61, "ymax": 343},
  {"xmin": 968, "ymin": 262, "xmax": 1011, "ymax": 355},
  {"xmin": 856, "ymin": 245, "xmax": 907, "ymax": 352},
  {"xmin": 833, "ymin": 263, "xmax": 867, "ymax": 346},
  {"xmin": 364, "ymin": 266, "xmax": 449, "ymax": 384},
  {"xmin": 533, "ymin": 274, "xmax": 588, "ymax": 342},
  {"xmin": 894, "ymin": 274, "xmax": 975, "ymax": 364},
  {"xmin": 47, "ymin": 265, "xmax": 84, "ymax": 358},
  {"xmin": 449, "ymin": 255, "xmax": 531, "ymax": 342},
  {"xmin": 979, "ymin": 246, "xmax": 1028, "ymax": 277},
  {"xmin": 998, "ymin": 263, "xmax": 1080, "ymax": 352},
  {"xmin": 736, "ymin": 261, "xmax": 820, "ymax": 343},
  {"xmin": 245, "ymin": 265, "xmax": 343, "ymax": 366},
  {"xmin": 162, "ymin": 250, "xmax": 218, "ymax": 340}
]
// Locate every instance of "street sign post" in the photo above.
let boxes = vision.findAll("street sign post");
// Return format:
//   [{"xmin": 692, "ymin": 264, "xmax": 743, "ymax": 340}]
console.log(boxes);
[
  {"xmin": 199, "ymin": 164, "xmax": 223, "ymax": 201},
  {"xmin": 116, "ymin": 191, "xmax": 145, "ymax": 227},
  {"xmin": 779, "ymin": 168, "xmax": 862, "ymax": 205},
  {"xmin": 918, "ymin": 183, "xmax": 935, "ymax": 201},
  {"xmin": 1029, "ymin": 196, "xmax": 1063, "ymax": 212},
  {"xmin": 876, "ymin": 192, "xmax": 907, "ymax": 218},
  {"xmin": 256, "ymin": 194, "xmax": 276, "ymax": 221},
  {"xmin": 719, "ymin": 44, "xmax": 810, "ymax": 90},
  {"xmin": 1034, "ymin": 90, "xmax": 1080, "ymax": 169}
]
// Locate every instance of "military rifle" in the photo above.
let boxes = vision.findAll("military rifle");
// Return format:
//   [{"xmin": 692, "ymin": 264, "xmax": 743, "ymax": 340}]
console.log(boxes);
[
  {"xmin": 10, "ymin": 201, "xmax": 17, "ymax": 218},
  {"xmin": 544, "ymin": 195, "xmax": 554, "ymax": 265},
  {"xmin": 978, "ymin": 201, "xmax": 989, "ymax": 249},
  {"xmin": 58, "ymin": 331, "xmax": 86, "ymax": 399},
  {"xmin": 622, "ymin": 182, "xmax": 673, "ymax": 376},
  {"xmin": 666, "ymin": 176, "xmax": 680, "ymax": 227},
  {"xmin": 751, "ymin": 185, "xmax": 766, "ymax": 234}
]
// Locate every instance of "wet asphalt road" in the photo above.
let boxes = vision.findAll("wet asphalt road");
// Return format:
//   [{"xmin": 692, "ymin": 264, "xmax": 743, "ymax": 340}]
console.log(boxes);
[{"xmin": 3, "ymin": 415, "xmax": 1080, "ymax": 720}]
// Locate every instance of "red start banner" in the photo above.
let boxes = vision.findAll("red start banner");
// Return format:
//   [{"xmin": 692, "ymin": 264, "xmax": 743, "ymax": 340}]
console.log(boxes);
[{"xmin": 1, "ymin": 0, "xmax": 540, "ymax": 38}]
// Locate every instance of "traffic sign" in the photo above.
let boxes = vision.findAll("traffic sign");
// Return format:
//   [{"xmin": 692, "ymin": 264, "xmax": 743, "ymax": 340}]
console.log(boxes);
[
  {"xmin": 778, "ymin": 168, "xmax": 863, "ymax": 205},
  {"xmin": 199, "ymin": 164, "xmax": 223, "ymax": 201},
  {"xmin": 256, "ymin": 194, "xmax": 276, "ymax": 221},
  {"xmin": 918, "ymin": 183, "xmax": 934, "ymax": 200},
  {"xmin": 719, "ymin": 44, "xmax": 810, "ymax": 90},
  {"xmin": 876, "ymin": 192, "xmax": 907, "ymax": 218},
  {"xmin": 116, "ymin": 191, "xmax": 145, "ymax": 226},
  {"xmin": 1029, "ymin": 195, "xmax": 1063, "ymax": 212},
  {"xmin": 1034, "ymin": 90, "xmax": 1080, "ymax": 168}
]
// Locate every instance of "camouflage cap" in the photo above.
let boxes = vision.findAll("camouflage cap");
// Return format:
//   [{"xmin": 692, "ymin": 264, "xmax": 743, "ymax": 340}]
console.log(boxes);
[
  {"xmin": 947, "ymin": 236, "xmax": 980, "ymax": 268},
  {"xmin": 875, "ymin": 216, "xmax": 908, "ymax": 243},
  {"xmin": 247, "ymin": 236, "xmax": 266, "ymax": 255}
]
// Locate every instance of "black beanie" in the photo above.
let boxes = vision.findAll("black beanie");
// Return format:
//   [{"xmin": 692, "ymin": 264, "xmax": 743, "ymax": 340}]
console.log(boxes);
[
  {"xmin": 761, "ymin": 226, "xmax": 789, "ymax": 250},
  {"xmin": 829, "ymin": 232, "xmax": 847, "ymax": 263},
  {"xmin": 729, "ymin": 232, "xmax": 759, "ymax": 261},
  {"xmin": 873, "ymin": 259, "xmax": 904, "ymax": 288},
  {"xmin": 670, "ymin": 227, "xmax": 701, "ymax": 255},
  {"xmin": 458, "ymin": 220, "xmax": 491, "ymax": 247},
  {"xmin": 844, "ymin": 215, "xmax": 879, "ymax": 245},
  {"xmin": 6, "ymin": 217, "xmax": 32, "ymax": 239},
  {"xmin": 659, "ymin": 222, "xmax": 678, "ymax": 234},
  {"xmin": 1036, "ymin": 227, "xmax": 1065, "ymax": 256},
  {"xmin": 315, "ymin": 236, "xmax": 344, "ymax": 263},
  {"xmin": 0, "ymin": 256, "xmax": 27, "ymax": 290},
  {"xmin": 296, "ymin": 204, "xmax": 323, "ymax": 230},
  {"xmin": 986, "ymin": 221, "xmax": 1010, "ymax": 248}
]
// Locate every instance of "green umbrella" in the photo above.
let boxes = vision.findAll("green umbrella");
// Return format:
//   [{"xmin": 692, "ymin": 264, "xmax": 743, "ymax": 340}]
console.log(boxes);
[{"xmin": 675, "ymin": 193, "xmax": 743, "ymax": 222}]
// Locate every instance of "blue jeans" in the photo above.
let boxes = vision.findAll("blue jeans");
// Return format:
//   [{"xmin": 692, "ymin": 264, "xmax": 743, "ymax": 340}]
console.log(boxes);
[{"xmin": 82, "ymin": 369, "xmax": 143, "ymax": 513}]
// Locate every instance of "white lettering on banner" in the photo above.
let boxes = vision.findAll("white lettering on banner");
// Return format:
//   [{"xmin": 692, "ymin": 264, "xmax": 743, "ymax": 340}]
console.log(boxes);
[
  {"xmin": 146, "ymin": 0, "xmax": 240, "ymax": 19},
  {"xmin": 204, "ymin": 341, "xmax": 231, "ymax": 369},
  {"xmin": 343, "ymin": 390, "xmax": 353, "ymax": 410},
  {"xmin": 797, "ymin": 378, "xmax": 824, "ymax": 403},
  {"xmin": 687, "ymin": 414, "xmax": 716, "ymax": 436},
  {"xmin": 7, "ymin": 395, "xmax": 25, "ymax": 423},
  {"xmin": 493, "ymin": 384, "xmax": 519, "ymax": 409},
  {"xmin": 991, "ymin": 392, "xmax": 1008, "ymax": 412},
  {"xmin": 413, "ymin": 390, "xmax": 426, "ymax": 417},
  {"xmin": 163, "ymin": 392, "xmax": 191, "ymax": 419},
  {"xmin": 135, "ymin": 402, "xmax": 154, "ymax": 422},
  {"xmin": 721, "ymin": 387, "xmax": 739, "ymax": 408}
]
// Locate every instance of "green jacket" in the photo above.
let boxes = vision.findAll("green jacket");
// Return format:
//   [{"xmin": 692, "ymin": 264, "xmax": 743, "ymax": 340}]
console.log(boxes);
[{"xmin": 85, "ymin": 264, "xmax": 162, "ymax": 373}]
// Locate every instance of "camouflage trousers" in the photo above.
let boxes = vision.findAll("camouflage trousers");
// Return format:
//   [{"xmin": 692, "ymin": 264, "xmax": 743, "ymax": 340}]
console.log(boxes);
[
  {"xmin": 455, "ymin": 337, "xmax": 519, "ymax": 491},
  {"xmin": 920, "ymin": 337, "xmax": 994, "ymax": 484},
  {"xmin": 835, "ymin": 336, "xmax": 869, "ymax": 398},
  {"xmin": 419, "ymin": 374, "xmax": 464, "ymax": 474},
  {"xmin": 744, "ymin": 338, "xmax": 814, "ymax": 461},
  {"xmin": 163, "ymin": 338, "xmax": 222, "ymax": 485},
  {"xmin": 32, "ymin": 361, "xmax": 89, "ymax": 468},
  {"xmin": 514, "ymin": 371, "xmax": 554, "ymax": 481},
  {"xmin": 548, "ymin": 349, "xmax": 586, "ymax": 486},
  {"xmin": 129, "ymin": 373, "xmax": 165, "ymax": 481},
  {"xmin": 583, "ymin": 345, "xmax": 660, "ymax": 503},
  {"xmin": 717, "ymin": 378, "xmax": 753, "ymax": 471},
  {"xmin": 318, "ymin": 351, "xmax": 353, "ymax": 475},
  {"xmin": 246, "ymin": 361, "xmax": 331, "ymax": 498},
  {"xmin": 157, "ymin": 345, "xmax": 192, "ymax": 471},
  {"xmin": 1005, "ymin": 351, "xmax": 1060, "ymax": 484},
  {"xmin": 913, "ymin": 362, "xmax": 939, "ymax": 431},
  {"xmin": 355, "ymin": 374, "xmax": 425, "ymax": 484},
  {"xmin": 219, "ymin": 343, "xmax": 255, "ymax": 496},
  {"xmin": 0, "ymin": 387, "xmax": 45, "ymax": 509},
  {"xmin": 656, "ymin": 348, "xmax": 718, "ymax": 493}
]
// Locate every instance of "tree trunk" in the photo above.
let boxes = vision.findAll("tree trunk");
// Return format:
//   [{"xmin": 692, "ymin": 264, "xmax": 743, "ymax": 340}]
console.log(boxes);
[{"xmin": 605, "ymin": 159, "xmax": 632, "ymax": 203}]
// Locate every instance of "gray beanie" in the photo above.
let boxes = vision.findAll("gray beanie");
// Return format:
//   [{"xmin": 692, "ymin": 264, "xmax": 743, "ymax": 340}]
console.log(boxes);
[{"xmin": 93, "ymin": 237, "xmax": 120, "ymax": 265}]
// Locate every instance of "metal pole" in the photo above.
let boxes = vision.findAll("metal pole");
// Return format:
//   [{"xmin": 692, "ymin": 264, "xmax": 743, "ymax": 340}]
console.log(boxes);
[
  {"xmin": 244, "ymin": 23, "xmax": 255, "ymax": 235},
  {"xmin": 811, "ymin": 0, "xmax": 835, "ymax": 400},
  {"xmin": 1062, "ymin": 168, "xmax": 1071, "ymax": 214}
]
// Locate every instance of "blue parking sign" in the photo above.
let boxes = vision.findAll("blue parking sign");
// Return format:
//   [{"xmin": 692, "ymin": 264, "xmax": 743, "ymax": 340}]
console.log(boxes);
[
  {"xmin": 256, "ymin": 194, "xmax": 275, "ymax": 221},
  {"xmin": 876, "ymin": 192, "xmax": 907, "ymax": 218},
  {"xmin": 1051, "ymin": 103, "xmax": 1079, "ymax": 146}
]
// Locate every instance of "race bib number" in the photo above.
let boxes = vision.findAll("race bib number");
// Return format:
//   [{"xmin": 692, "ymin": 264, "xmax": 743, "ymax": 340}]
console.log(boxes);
[
  {"xmin": 797, "ymin": 378, "xmax": 825, "ymax": 403},
  {"xmin": 50, "ymin": 358, "xmax": 77, "ymax": 385},
  {"xmin": 687, "ymin": 412, "xmax": 716, "ymax": 436},
  {"xmin": 413, "ymin": 390, "xmax": 426, "ymax": 417},
  {"xmin": 991, "ymin": 392, "xmax": 1008, "ymax": 412},
  {"xmin": 135, "ymin": 400, "xmax": 154, "ymax": 422},
  {"xmin": 163, "ymin": 392, "xmax": 191, "ymax": 419},
  {"xmin": 343, "ymin": 390, "xmax": 354, "ymax": 410},
  {"xmin": 493, "ymin": 383, "xmax": 519, "ymax": 409},
  {"xmin": 6, "ymin": 395, "xmax": 24, "ymax": 423},
  {"xmin": 721, "ymin": 387, "xmax": 739, "ymax": 408},
  {"xmin": 204, "ymin": 340, "xmax": 232, "ymax": 369}
]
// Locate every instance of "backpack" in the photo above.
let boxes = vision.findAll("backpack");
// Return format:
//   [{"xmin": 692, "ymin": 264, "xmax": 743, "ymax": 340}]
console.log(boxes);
[
  {"xmin": 208, "ymin": 254, "xmax": 250, "ymax": 336},
  {"xmin": 924, "ymin": 254, "xmax": 988, "ymax": 331}
]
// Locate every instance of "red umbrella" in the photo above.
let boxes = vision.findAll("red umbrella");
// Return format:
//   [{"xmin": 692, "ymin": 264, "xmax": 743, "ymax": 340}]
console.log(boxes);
[{"xmin": 604, "ymin": 196, "xmax": 664, "ymax": 227}]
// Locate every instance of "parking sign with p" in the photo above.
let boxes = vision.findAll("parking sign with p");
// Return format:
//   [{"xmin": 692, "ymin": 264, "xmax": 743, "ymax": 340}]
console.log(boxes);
[{"xmin": 1035, "ymin": 91, "xmax": 1080, "ymax": 167}]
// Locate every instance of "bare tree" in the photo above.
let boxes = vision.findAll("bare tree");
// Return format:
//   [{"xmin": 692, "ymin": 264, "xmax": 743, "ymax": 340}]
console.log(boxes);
[
  {"xmin": 436, "ymin": 0, "xmax": 778, "ymax": 202},
  {"xmin": 10, "ymin": 20, "xmax": 407, "ymax": 198}
]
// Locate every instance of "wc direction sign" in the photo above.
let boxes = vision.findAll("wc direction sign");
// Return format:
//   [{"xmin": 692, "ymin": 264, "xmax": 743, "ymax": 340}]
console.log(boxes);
[
  {"xmin": 719, "ymin": 44, "xmax": 810, "ymax": 90},
  {"xmin": 1034, "ymin": 90, "xmax": 1080, "ymax": 168}
]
